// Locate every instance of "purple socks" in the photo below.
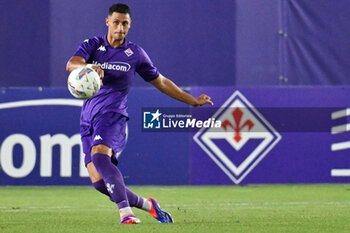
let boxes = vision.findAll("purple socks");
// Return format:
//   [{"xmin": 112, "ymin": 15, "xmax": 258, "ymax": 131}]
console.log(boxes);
[
  {"xmin": 91, "ymin": 154, "xmax": 144, "ymax": 209},
  {"xmin": 91, "ymin": 153, "xmax": 129, "ymax": 209},
  {"xmin": 93, "ymin": 179, "xmax": 109, "ymax": 195},
  {"xmin": 125, "ymin": 188, "xmax": 144, "ymax": 208}
]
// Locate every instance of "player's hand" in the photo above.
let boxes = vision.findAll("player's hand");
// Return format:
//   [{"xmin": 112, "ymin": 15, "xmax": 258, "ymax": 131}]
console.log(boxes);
[
  {"xmin": 91, "ymin": 66, "xmax": 104, "ymax": 79},
  {"xmin": 90, "ymin": 65, "xmax": 104, "ymax": 86},
  {"xmin": 193, "ymin": 94, "xmax": 213, "ymax": 107}
]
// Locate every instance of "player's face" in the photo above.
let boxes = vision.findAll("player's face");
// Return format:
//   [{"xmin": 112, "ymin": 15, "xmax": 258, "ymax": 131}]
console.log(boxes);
[{"xmin": 106, "ymin": 12, "xmax": 131, "ymax": 42}]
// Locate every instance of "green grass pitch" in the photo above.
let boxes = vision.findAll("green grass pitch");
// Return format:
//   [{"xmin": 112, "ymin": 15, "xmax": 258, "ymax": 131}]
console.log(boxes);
[{"xmin": 0, "ymin": 185, "xmax": 349, "ymax": 233}]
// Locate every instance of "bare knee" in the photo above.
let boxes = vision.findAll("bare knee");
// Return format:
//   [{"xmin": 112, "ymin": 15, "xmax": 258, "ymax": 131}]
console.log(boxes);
[{"xmin": 91, "ymin": 144, "xmax": 113, "ymax": 157}]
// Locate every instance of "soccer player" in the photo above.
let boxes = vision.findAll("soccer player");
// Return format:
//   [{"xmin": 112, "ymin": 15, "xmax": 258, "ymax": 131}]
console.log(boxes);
[{"xmin": 66, "ymin": 3, "xmax": 213, "ymax": 224}]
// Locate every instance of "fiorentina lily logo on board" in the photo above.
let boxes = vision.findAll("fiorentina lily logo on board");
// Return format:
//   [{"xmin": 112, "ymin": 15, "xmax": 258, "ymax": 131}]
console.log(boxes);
[{"xmin": 193, "ymin": 91, "xmax": 281, "ymax": 184}]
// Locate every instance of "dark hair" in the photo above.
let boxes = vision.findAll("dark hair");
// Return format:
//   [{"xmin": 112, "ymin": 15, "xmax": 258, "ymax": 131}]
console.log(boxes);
[{"xmin": 109, "ymin": 3, "xmax": 131, "ymax": 17}]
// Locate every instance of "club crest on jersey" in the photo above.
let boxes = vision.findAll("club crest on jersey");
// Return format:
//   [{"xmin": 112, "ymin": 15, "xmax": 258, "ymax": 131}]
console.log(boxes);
[
  {"xmin": 124, "ymin": 48, "xmax": 134, "ymax": 57},
  {"xmin": 193, "ymin": 90, "xmax": 281, "ymax": 184}
]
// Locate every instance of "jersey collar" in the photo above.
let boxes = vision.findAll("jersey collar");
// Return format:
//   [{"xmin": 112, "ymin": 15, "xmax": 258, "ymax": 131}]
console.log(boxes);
[{"xmin": 103, "ymin": 34, "xmax": 129, "ymax": 49}]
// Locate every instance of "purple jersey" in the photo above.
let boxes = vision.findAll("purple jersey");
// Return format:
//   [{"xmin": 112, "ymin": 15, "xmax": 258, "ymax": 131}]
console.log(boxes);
[{"xmin": 73, "ymin": 35, "xmax": 159, "ymax": 119}]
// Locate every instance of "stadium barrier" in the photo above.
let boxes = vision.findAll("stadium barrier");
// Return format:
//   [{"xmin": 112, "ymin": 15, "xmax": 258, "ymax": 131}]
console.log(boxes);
[{"xmin": 0, "ymin": 87, "xmax": 349, "ymax": 185}]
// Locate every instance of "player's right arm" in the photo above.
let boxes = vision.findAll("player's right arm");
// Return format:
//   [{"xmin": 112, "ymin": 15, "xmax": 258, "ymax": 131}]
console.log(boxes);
[{"xmin": 66, "ymin": 56, "xmax": 104, "ymax": 78}]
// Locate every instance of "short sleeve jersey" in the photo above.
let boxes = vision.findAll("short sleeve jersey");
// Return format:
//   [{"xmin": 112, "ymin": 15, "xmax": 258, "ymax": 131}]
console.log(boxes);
[{"xmin": 73, "ymin": 35, "xmax": 159, "ymax": 120}]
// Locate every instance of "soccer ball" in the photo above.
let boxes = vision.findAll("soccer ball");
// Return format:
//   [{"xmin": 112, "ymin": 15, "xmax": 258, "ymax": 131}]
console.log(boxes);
[{"xmin": 67, "ymin": 67, "xmax": 101, "ymax": 99}]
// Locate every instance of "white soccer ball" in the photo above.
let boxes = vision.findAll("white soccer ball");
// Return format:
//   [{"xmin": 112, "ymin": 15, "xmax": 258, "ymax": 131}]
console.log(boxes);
[{"xmin": 67, "ymin": 67, "xmax": 101, "ymax": 99}]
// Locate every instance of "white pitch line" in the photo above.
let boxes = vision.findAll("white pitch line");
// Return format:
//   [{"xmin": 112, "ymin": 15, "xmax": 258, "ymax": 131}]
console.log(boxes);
[{"xmin": 1, "ymin": 201, "xmax": 349, "ymax": 212}]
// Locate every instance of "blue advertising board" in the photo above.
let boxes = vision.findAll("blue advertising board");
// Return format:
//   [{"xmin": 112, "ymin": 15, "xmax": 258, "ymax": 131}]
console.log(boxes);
[
  {"xmin": 0, "ymin": 88, "xmax": 87, "ymax": 185},
  {"xmin": 1, "ymin": 87, "xmax": 350, "ymax": 185},
  {"xmin": 190, "ymin": 87, "xmax": 350, "ymax": 185},
  {"xmin": 0, "ymin": 87, "xmax": 189, "ymax": 185}
]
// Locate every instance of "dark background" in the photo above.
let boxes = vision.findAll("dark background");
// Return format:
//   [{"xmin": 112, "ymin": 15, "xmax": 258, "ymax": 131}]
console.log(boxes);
[{"xmin": 1, "ymin": 0, "xmax": 350, "ymax": 87}]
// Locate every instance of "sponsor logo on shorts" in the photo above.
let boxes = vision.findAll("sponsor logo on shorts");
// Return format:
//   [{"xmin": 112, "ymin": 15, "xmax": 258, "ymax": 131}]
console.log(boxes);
[{"xmin": 94, "ymin": 135, "xmax": 103, "ymax": 141}]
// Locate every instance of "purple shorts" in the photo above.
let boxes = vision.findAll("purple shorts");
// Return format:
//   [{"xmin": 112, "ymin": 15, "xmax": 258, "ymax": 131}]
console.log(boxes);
[{"xmin": 80, "ymin": 111, "xmax": 127, "ymax": 166}]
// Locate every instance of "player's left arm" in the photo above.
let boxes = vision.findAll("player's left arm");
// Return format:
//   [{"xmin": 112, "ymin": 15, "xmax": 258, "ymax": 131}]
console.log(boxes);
[{"xmin": 150, "ymin": 74, "xmax": 213, "ymax": 107}]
